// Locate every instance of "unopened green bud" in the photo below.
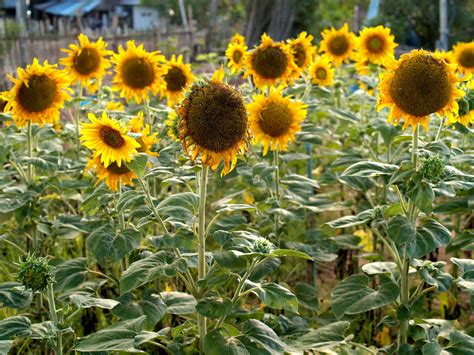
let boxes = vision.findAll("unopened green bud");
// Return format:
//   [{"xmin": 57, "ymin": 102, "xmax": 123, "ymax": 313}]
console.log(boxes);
[
  {"xmin": 253, "ymin": 237, "xmax": 275, "ymax": 255},
  {"xmin": 420, "ymin": 155, "xmax": 445, "ymax": 183},
  {"xmin": 18, "ymin": 254, "xmax": 54, "ymax": 292}
]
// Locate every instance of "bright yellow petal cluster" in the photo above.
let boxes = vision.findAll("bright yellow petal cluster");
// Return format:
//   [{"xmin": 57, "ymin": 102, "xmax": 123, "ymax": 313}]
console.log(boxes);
[
  {"xmin": 248, "ymin": 86, "xmax": 307, "ymax": 155},
  {"xmin": 86, "ymin": 156, "xmax": 136, "ymax": 191},
  {"xmin": 4, "ymin": 58, "xmax": 72, "ymax": 127},
  {"xmin": 287, "ymin": 31, "xmax": 315, "ymax": 71},
  {"xmin": 112, "ymin": 40, "xmax": 165, "ymax": 104},
  {"xmin": 160, "ymin": 55, "xmax": 195, "ymax": 107},
  {"xmin": 356, "ymin": 26, "xmax": 397, "ymax": 66},
  {"xmin": 244, "ymin": 33, "xmax": 298, "ymax": 89},
  {"xmin": 230, "ymin": 33, "xmax": 246, "ymax": 45},
  {"xmin": 451, "ymin": 41, "xmax": 474, "ymax": 75},
  {"xmin": 226, "ymin": 41, "xmax": 248, "ymax": 74},
  {"xmin": 60, "ymin": 34, "xmax": 112, "ymax": 90},
  {"xmin": 377, "ymin": 49, "xmax": 464, "ymax": 130},
  {"xmin": 309, "ymin": 55, "xmax": 335, "ymax": 86},
  {"xmin": 80, "ymin": 111, "xmax": 140, "ymax": 167},
  {"xmin": 319, "ymin": 23, "xmax": 357, "ymax": 67},
  {"xmin": 128, "ymin": 112, "xmax": 159, "ymax": 156}
]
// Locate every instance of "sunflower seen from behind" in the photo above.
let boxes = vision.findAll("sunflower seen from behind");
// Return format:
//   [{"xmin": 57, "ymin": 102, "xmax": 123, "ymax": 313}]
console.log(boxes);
[
  {"xmin": 176, "ymin": 68, "xmax": 249, "ymax": 175},
  {"xmin": 226, "ymin": 41, "xmax": 248, "ymax": 74},
  {"xmin": 112, "ymin": 40, "xmax": 165, "ymax": 104},
  {"xmin": 248, "ymin": 86, "xmax": 307, "ymax": 155},
  {"xmin": 230, "ymin": 33, "xmax": 246, "ymax": 45},
  {"xmin": 81, "ymin": 111, "xmax": 140, "ymax": 167},
  {"xmin": 451, "ymin": 41, "xmax": 474, "ymax": 75},
  {"xmin": 4, "ymin": 58, "xmax": 71, "ymax": 127},
  {"xmin": 244, "ymin": 33, "xmax": 298, "ymax": 89},
  {"xmin": 86, "ymin": 156, "xmax": 136, "ymax": 191},
  {"xmin": 128, "ymin": 112, "xmax": 159, "ymax": 156},
  {"xmin": 319, "ymin": 23, "xmax": 357, "ymax": 67},
  {"xmin": 60, "ymin": 34, "xmax": 112, "ymax": 92},
  {"xmin": 287, "ymin": 31, "xmax": 315, "ymax": 72},
  {"xmin": 357, "ymin": 26, "xmax": 397, "ymax": 66},
  {"xmin": 378, "ymin": 49, "xmax": 464, "ymax": 129},
  {"xmin": 309, "ymin": 55, "xmax": 335, "ymax": 87},
  {"xmin": 160, "ymin": 55, "xmax": 194, "ymax": 107}
]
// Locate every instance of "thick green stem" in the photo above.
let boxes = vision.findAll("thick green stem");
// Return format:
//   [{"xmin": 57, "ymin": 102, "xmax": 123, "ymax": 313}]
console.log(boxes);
[
  {"xmin": 274, "ymin": 149, "xmax": 281, "ymax": 247},
  {"xmin": 46, "ymin": 284, "xmax": 62, "ymax": 355},
  {"xmin": 197, "ymin": 165, "xmax": 209, "ymax": 351},
  {"xmin": 434, "ymin": 117, "xmax": 446, "ymax": 142},
  {"xmin": 26, "ymin": 120, "xmax": 33, "ymax": 184},
  {"xmin": 399, "ymin": 124, "xmax": 420, "ymax": 347},
  {"xmin": 74, "ymin": 85, "xmax": 83, "ymax": 158}
]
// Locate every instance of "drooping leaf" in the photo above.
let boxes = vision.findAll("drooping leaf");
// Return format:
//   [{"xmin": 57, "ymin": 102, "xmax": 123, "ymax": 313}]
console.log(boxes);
[
  {"xmin": 69, "ymin": 294, "xmax": 119, "ymax": 309},
  {"xmin": 387, "ymin": 215, "xmax": 416, "ymax": 245},
  {"xmin": 243, "ymin": 280, "xmax": 298, "ymax": 313},
  {"xmin": 409, "ymin": 219, "xmax": 451, "ymax": 259},
  {"xmin": 53, "ymin": 258, "xmax": 88, "ymax": 292},
  {"xmin": 0, "ymin": 316, "xmax": 31, "ymax": 340},
  {"xmin": 0, "ymin": 282, "xmax": 32, "ymax": 309},
  {"xmin": 160, "ymin": 292, "xmax": 196, "ymax": 315},
  {"xmin": 120, "ymin": 251, "xmax": 187, "ymax": 294},
  {"xmin": 331, "ymin": 274, "xmax": 399, "ymax": 318}
]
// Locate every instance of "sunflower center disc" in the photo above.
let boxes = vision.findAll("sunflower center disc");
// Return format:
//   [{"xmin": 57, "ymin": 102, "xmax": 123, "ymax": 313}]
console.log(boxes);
[
  {"xmin": 74, "ymin": 48, "xmax": 101, "ymax": 75},
  {"xmin": 18, "ymin": 74, "xmax": 57, "ymax": 112},
  {"xmin": 232, "ymin": 50, "xmax": 243, "ymax": 64},
  {"xmin": 258, "ymin": 101, "xmax": 292, "ymax": 137},
  {"xmin": 185, "ymin": 82, "xmax": 247, "ymax": 152},
  {"xmin": 100, "ymin": 126, "xmax": 126, "ymax": 148},
  {"xmin": 107, "ymin": 161, "xmax": 131, "ymax": 174},
  {"xmin": 316, "ymin": 68, "xmax": 327, "ymax": 79},
  {"xmin": 459, "ymin": 48, "xmax": 474, "ymax": 68},
  {"xmin": 389, "ymin": 54, "xmax": 451, "ymax": 117},
  {"xmin": 367, "ymin": 36, "xmax": 384, "ymax": 53},
  {"xmin": 164, "ymin": 67, "xmax": 187, "ymax": 92},
  {"xmin": 252, "ymin": 46, "xmax": 288, "ymax": 79},
  {"xmin": 328, "ymin": 35, "xmax": 349, "ymax": 56},
  {"xmin": 0, "ymin": 99, "xmax": 7, "ymax": 112},
  {"xmin": 121, "ymin": 58, "xmax": 155, "ymax": 89},
  {"xmin": 292, "ymin": 44, "xmax": 307, "ymax": 68}
]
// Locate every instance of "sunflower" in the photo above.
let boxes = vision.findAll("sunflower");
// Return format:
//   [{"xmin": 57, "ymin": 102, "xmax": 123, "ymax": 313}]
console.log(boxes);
[
  {"xmin": 378, "ymin": 50, "xmax": 464, "ymax": 130},
  {"xmin": 128, "ymin": 112, "xmax": 159, "ymax": 156},
  {"xmin": 3, "ymin": 59, "xmax": 71, "ymax": 127},
  {"xmin": 226, "ymin": 41, "xmax": 248, "ymax": 74},
  {"xmin": 81, "ymin": 111, "xmax": 140, "ymax": 167},
  {"xmin": 0, "ymin": 92, "xmax": 7, "ymax": 112},
  {"xmin": 434, "ymin": 49, "xmax": 453, "ymax": 65},
  {"xmin": 319, "ymin": 23, "xmax": 357, "ymax": 67},
  {"xmin": 165, "ymin": 110, "xmax": 179, "ymax": 142},
  {"xmin": 451, "ymin": 41, "xmax": 474, "ymax": 75},
  {"xmin": 244, "ymin": 33, "xmax": 298, "ymax": 89},
  {"xmin": 60, "ymin": 34, "xmax": 112, "ymax": 90},
  {"xmin": 287, "ymin": 31, "xmax": 315, "ymax": 71},
  {"xmin": 356, "ymin": 26, "xmax": 396, "ymax": 66},
  {"xmin": 112, "ymin": 40, "xmax": 165, "ymax": 104},
  {"xmin": 248, "ymin": 86, "xmax": 307, "ymax": 155},
  {"xmin": 160, "ymin": 55, "xmax": 194, "ymax": 107},
  {"xmin": 450, "ymin": 109, "xmax": 474, "ymax": 126},
  {"xmin": 309, "ymin": 55, "xmax": 335, "ymax": 86},
  {"xmin": 230, "ymin": 33, "xmax": 246, "ymax": 45},
  {"xmin": 86, "ymin": 156, "xmax": 136, "ymax": 191},
  {"xmin": 177, "ymin": 68, "xmax": 249, "ymax": 175},
  {"xmin": 106, "ymin": 101, "xmax": 125, "ymax": 112}
]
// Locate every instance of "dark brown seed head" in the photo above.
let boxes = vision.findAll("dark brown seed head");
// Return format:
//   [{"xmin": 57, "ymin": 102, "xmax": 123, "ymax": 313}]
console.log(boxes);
[
  {"xmin": 258, "ymin": 102, "xmax": 292, "ymax": 137},
  {"xmin": 183, "ymin": 82, "xmax": 247, "ymax": 152},
  {"xmin": 389, "ymin": 54, "xmax": 451, "ymax": 117},
  {"xmin": 291, "ymin": 43, "xmax": 307, "ymax": 68},
  {"xmin": 121, "ymin": 58, "xmax": 155, "ymax": 89},
  {"xmin": 328, "ymin": 35, "xmax": 349, "ymax": 56},
  {"xmin": 18, "ymin": 75, "xmax": 57, "ymax": 112},
  {"xmin": 74, "ymin": 48, "xmax": 101, "ymax": 75},
  {"xmin": 164, "ymin": 66, "xmax": 187, "ymax": 92},
  {"xmin": 99, "ymin": 125, "xmax": 125, "ymax": 148},
  {"xmin": 107, "ymin": 161, "xmax": 131, "ymax": 174},
  {"xmin": 251, "ymin": 46, "xmax": 288, "ymax": 79}
]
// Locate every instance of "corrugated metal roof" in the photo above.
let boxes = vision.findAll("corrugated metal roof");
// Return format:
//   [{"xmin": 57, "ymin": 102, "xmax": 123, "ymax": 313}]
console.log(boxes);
[
  {"xmin": 43, "ymin": 0, "xmax": 102, "ymax": 17},
  {"xmin": 1, "ymin": 0, "xmax": 16, "ymax": 9}
]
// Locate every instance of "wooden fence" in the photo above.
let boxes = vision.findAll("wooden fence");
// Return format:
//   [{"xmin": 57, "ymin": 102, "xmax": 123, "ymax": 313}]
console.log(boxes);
[{"xmin": 0, "ymin": 28, "xmax": 202, "ymax": 89}]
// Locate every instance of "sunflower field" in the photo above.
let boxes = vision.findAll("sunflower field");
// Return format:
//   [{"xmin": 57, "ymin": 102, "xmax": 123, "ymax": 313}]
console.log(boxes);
[{"xmin": 0, "ymin": 21, "xmax": 473, "ymax": 355}]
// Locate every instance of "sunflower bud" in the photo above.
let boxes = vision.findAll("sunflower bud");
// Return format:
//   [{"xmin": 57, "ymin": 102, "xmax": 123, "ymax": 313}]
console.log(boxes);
[
  {"xmin": 18, "ymin": 254, "xmax": 54, "ymax": 292},
  {"xmin": 419, "ymin": 156, "xmax": 445, "ymax": 183},
  {"xmin": 253, "ymin": 238, "xmax": 275, "ymax": 255}
]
